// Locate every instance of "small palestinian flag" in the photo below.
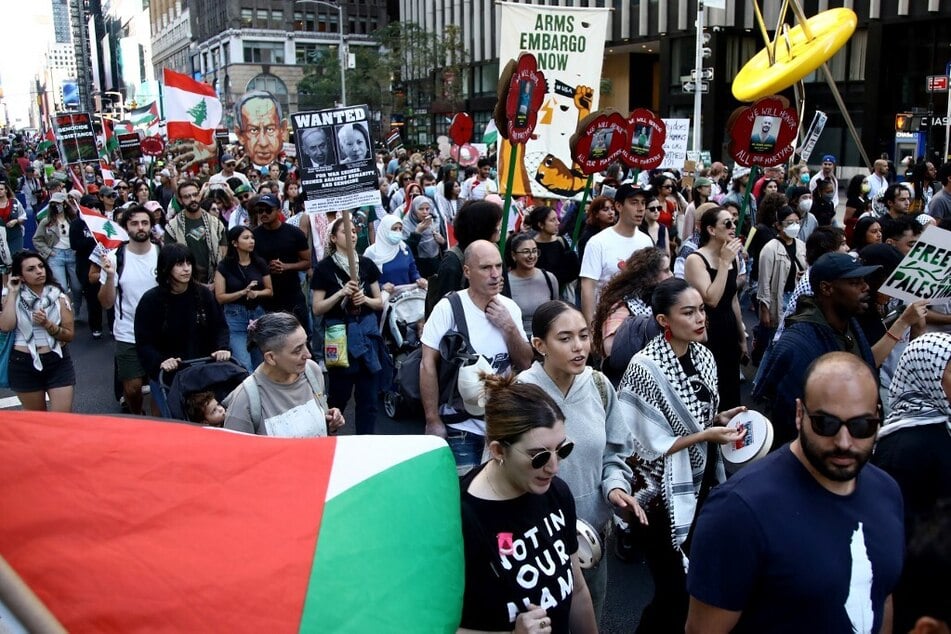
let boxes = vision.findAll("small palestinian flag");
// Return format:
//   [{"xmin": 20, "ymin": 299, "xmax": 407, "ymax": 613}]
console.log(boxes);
[
  {"xmin": 130, "ymin": 101, "xmax": 160, "ymax": 131},
  {"xmin": 0, "ymin": 412, "xmax": 464, "ymax": 632}
]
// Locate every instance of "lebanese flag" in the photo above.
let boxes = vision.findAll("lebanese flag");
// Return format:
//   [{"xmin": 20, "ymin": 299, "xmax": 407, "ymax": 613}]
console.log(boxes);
[
  {"xmin": 99, "ymin": 161, "xmax": 115, "ymax": 187},
  {"xmin": 80, "ymin": 206, "xmax": 128, "ymax": 249},
  {"xmin": 0, "ymin": 412, "xmax": 463, "ymax": 632},
  {"xmin": 163, "ymin": 68, "xmax": 222, "ymax": 145}
]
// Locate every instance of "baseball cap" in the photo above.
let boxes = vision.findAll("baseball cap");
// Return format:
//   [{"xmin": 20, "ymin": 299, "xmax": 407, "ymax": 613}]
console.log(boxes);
[
  {"xmin": 456, "ymin": 356, "xmax": 493, "ymax": 416},
  {"xmin": 49, "ymin": 192, "xmax": 68, "ymax": 204},
  {"xmin": 250, "ymin": 193, "xmax": 280, "ymax": 210},
  {"xmin": 822, "ymin": 154, "xmax": 836, "ymax": 164},
  {"xmin": 614, "ymin": 183, "xmax": 651, "ymax": 203},
  {"xmin": 809, "ymin": 252, "xmax": 881, "ymax": 287},
  {"xmin": 695, "ymin": 177, "xmax": 713, "ymax": 187},
  {"xmin": 234, "ymin": 183, "xmax": 253, "ymax": 196},
  {"xmin": 159, "ymin": 168, "xmax": 171, "ymax": 178},
  {"xmin": 143, "ymin": 201, "xmax": 163, "ymax": 214},
  {"xmin": 221, "ymin": 153, "xmax": 235, "ymax": 165},
  {"xmin": 731, "ymin": 166, "xmax": 751, "ymax": 181},
  {"xmin": 99, "ymin": 185, "xmax": 115, "ymax": 198}
]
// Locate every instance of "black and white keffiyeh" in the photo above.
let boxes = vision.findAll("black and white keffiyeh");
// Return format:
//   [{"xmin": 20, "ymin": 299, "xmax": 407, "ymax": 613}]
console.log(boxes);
[
  {"xmin": 16, "ymin": 284, "xmax": 66, "ymax": 370},
  {"xmin": 617, "ymin": 334, "xmax": 722, "ymax": 553},
  {"xmin": 880, "ymin": 332, "xmax": 951, "ymax": 437}
]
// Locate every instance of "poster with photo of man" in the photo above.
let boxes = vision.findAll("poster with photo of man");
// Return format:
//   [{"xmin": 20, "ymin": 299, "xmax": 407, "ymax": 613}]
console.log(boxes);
[
  {"xmin": 291, "ymin": 104, "xmax": 380, "ymax": 213},
  {"xmin": 748, "ymin": 115, "xmax": 779, "ymax": 154}
]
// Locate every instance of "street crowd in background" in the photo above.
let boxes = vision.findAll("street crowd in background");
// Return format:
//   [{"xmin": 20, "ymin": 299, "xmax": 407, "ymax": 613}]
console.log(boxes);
[{"xmin": 1, "ymin": 127, "xmax": 951, "ymax": 633}]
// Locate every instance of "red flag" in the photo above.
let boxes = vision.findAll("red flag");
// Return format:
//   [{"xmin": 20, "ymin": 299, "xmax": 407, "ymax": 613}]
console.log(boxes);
[{"xmin": 162, "ymin": 69, "xmax": 222, "ymax": 145}]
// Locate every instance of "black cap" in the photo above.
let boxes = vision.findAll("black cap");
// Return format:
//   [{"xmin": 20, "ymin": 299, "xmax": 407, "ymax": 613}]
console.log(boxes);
[
  {"xmin": 614, "ymin": 183, "xmax": 652, "ymax": 203},
  {"xmin": 249, "ymin": 193, "xmax": 280, "ymax": 210},
  {"xmin": 809, "ymin": 252, "xmax": 881, "ymax": 288}
]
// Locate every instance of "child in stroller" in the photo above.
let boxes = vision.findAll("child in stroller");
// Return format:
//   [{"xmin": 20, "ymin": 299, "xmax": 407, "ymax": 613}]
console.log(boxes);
[
  {"xmin": 380, "ymin": 286, "xmax": 427, "ymax": 419},
  {"xmin": 159, "ymin": 357, "xmax": 249, "ymax": 422}
]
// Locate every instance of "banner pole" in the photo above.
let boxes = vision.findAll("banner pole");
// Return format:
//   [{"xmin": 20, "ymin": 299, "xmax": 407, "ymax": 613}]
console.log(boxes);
[
  {"xmin": 498, "ymin": 142, "xmax": 519, "ymax": 255},
  {"xmin": 341, "ymin": 208, "xmax": 358, "ymax": 282},
  {"xmin": 571, "ymin": 175, "xmax": 594, "ymax": 247}
]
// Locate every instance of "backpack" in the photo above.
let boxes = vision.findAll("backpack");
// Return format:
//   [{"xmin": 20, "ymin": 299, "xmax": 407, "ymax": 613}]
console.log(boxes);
[
  {"xmin": 240, "ymin": 362, "xmax": 324, "ymax": 430},
  {"xmin": 396, "ymin": 292, "xmax": 478, "ymax": 422},
  {"xmin": 424, "ymin": 246, "xmax": 464, "ymax": 319}
]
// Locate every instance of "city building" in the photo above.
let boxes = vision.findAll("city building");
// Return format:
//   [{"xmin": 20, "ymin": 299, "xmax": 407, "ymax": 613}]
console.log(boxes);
[
  {"xmin": 150, "ymin": 0, "xmax": 193, "ymax": 79},
  {"xmin": 397, "ymin": 0, "xmax": 951, "ymax": 167},
  {"xmin": 186, "ymin": 0, "xmax": 390, "ymax": 130}
]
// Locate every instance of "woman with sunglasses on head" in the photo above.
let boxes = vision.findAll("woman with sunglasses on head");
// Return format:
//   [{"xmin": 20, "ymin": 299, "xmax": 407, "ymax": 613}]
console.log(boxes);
[
  {"xmin": 502, "ymin": 234, "xmax": 558, "ymax": 338},
  {"xmin": 0, "ymin": 251, "xmax": 76, "ymax": 412},
  {"xmin": 616, "ymin": 277, "xmax": 745, "ymax": 634},
  {"xmin": 517, "ymin": 301, "xmax": 647, "ymax": 623},
  {"xmin": 458, "ymin": 373, "xmax": 599, "ymax": 634},
  {"xmin": 684, "ymin": 206, "xmax": 747, "ymax": 409}
]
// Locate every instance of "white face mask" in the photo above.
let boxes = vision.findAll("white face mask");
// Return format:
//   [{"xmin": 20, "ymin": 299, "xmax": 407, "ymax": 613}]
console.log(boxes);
[
  {"xmin": 798, "ymin": 198, "xmax": 813, "ymax": 214},
  {"xmin": 783, "ymin": 223, "xmax": 801, "ymax": 239},
  {"xmin": 384, "ymin": 230, "xmax": 403, "ymax": 245}
]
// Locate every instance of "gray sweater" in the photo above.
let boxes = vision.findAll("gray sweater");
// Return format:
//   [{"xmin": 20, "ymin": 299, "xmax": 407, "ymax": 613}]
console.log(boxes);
[{"xmin": 518, "ymin": 362, "xmax": 634, "ymax": 530}]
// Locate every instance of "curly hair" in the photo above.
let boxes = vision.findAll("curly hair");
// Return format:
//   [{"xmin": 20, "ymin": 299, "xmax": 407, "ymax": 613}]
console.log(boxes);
[{"xmin": 591, "ymin": 247, "xmax": 669, "ymax": 356}]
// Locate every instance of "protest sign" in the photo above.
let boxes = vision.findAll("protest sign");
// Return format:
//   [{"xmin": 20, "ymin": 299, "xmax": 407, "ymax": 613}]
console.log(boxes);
[
  {"xmin": 52, "ymin": 113, "xmax": 99, "ymax": 164},
  {"xmin": 291, "ymin": 105, "xmax": 380, "ymax": 214},
  {"xmin": 880, "ymin": 225, "xmax": 951, "ymax": 306},
  {"xmin": 497, "ymin": 2, "xmax": 610, "ymax": 199},
  {"xmin": 117, "ymin": 133, "xmax": 142, "ymax": 161},
  {"xmin": 659, "ymin": 119, "xmax": 689, "ymax": 170}
]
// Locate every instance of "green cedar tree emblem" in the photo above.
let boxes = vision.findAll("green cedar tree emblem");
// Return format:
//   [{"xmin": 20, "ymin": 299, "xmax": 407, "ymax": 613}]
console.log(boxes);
[{"xmin": 188, "ymin": 99, "xmax": 207, "ymax": 126}]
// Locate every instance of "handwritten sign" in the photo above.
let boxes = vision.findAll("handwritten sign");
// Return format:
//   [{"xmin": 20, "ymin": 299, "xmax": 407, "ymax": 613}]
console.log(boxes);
[
  {"xmin": 659, "ymin": 118, "xmax": 689, "ymax": 169},
  {"xmin": 880, "ymin": 225, "xmax": 951, "ymax": 306}
]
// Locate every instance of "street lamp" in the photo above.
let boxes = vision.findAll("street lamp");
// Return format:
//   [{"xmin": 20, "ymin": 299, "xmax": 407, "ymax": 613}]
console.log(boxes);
[{"xmin": 295, "ymin": 0, "xmax": 347, "ymax": 107}]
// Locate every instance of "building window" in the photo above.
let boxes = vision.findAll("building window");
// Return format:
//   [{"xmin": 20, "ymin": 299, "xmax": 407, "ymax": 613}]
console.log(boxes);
[
  {"xmin": 240, "ymin": 8, "xmax": 252, "ymax": 28},
  {"xmin": 271, "ymin": 9, "xmax": 284, "ymax": 28},
  {"xmin": 294, "ymin": 11, "xmax": 316, "ymax": 31},
  {"xmin": 296, "ymin": 42, "xmax": 328, "ymax": 64},
  {"xmin": 243, "ymin": 40, "xmax": 286, "ymax": 64},
  {"xmin": 255, "ymin": 9, "xmax": 268, "ymax": 25},
  {"xmin": 223, "ymin": 42, "xmax": 230, "ymax": 66}
]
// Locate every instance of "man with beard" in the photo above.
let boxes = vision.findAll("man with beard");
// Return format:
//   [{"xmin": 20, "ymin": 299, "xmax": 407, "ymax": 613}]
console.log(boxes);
[
  {"xmin": 686, "ymin": 352, "xmax": 904, "ymax": 634},
  {"xmin": 164, "ymin": 180, "xmax": 227, "ymax": 284},
  {"xmin": 97, "ymin": 206, "xmax": 162, "ymax": 415},
  {"xmin": 752, "ymin": 252, "xmax": 879, "ymax": 448}
]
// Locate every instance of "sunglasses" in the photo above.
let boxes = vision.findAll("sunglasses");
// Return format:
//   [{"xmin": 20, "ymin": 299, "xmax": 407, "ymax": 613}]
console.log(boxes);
[
  {"xmin": 515, "ymin": 248, "xmax": 539, "ymax": 256},
  {"xmin": 805, "ymin": 407, "xmax": 880, "ymax": 439},
  {"xmin": 647, "ymin": 205, "xmax": 663, "ymax": 211},
  {"xmin": 504, "ymin": 440, "xmax": 575, "ymax": 469}
]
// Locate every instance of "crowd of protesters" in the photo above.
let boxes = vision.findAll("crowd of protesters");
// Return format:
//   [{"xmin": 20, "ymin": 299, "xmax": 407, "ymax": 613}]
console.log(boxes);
[{"xmin": 1, "ymin": 128, "xmax": 951, "ymax": 632}]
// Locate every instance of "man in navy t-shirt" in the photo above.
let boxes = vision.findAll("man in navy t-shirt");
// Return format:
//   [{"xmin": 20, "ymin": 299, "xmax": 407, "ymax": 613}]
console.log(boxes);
[{"xmin": 686, "ymin": 352, "xmax": 904, "ymax": 634}]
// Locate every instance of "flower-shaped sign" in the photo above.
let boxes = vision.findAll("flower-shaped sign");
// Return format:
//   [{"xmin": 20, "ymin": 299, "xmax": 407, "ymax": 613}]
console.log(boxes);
[
  {"xmin": 451, "ymin": 143, "xmax": 480, "ymax": 167},
  {"xmin": 726, "ymin": 96, "xmax": 798, "ymax": 167},
  {"xmin": 569, "ymin": 110, "xmax": 630, "ymax": 176},
  {"xmin": 448, "ymin": 113, "xmax": 474, "ymax": 147},
  {"xmin": 503, "ymin": 53, "xmax": 547, "ymax": 145},
  {"xmin": 620, "ymin": 109, "xmax": 667, "ymax": 170},
  {"xmin": 140, "ymin": 135, "xmax": 166, "ymax": 157}
]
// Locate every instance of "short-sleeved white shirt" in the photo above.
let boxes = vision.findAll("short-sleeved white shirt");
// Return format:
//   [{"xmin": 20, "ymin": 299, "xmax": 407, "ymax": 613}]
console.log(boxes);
[
  {"xmin": 99, "ymin": 246, "xmax": 159, "ymax": 344},
  {"xmin": 580, "ymin": 227, "xmax": 654, "ymax": 289}
]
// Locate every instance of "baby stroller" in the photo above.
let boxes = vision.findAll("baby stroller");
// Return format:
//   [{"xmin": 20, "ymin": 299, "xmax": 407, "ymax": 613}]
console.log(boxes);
[
  {"xmin": 159, "ymin": 357, "xmax": 250, "ymax": 422},
  {"xmin": 380, "ymin": 287, "xmax": 427, "ymax": 419}
]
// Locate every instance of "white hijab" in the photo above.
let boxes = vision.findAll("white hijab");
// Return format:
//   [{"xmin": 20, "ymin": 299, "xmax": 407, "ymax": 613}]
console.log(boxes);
[{"xmin": 364, "ymin": 213, "xmax": 407, "ymax": 270}]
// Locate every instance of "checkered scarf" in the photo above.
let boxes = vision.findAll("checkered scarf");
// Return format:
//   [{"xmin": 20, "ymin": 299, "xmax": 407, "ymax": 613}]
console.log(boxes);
[
  {"xmin": 880, "ymin": 332, "xmax": 951, "ymax": 437},
  {"xmin": 617, "ymin": 335, "xmax": 722, "ymax": 553}
]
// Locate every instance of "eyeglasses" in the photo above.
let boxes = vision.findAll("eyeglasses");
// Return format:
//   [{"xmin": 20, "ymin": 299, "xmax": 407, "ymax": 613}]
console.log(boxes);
[
  {"xmin": 224, "ymin": 163, "xmax": 237, "ymax": 168},
  {"xmin": 116, "ymin": 185, "xmax": 129, "ymax": 190},
  {"xmin": 515, "ymin": 248, "xmax": 539, "ymax": 256},
  {"xmin": 647, "ymin": 205, "xmax": 663, "ymax": 211},
  {"xmin": 504, "ymin": 440, "xmax": 575, "ymax": 469},
  {"xmin": 804, "ymin": 407, "xmax": 880, "ymax": 439}
]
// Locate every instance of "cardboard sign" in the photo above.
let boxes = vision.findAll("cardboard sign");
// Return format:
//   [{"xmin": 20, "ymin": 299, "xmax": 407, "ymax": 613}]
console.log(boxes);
[
  {"xmin": 622, "ymin": 109, "xmax": 667, "ymax": 170},
  {"xmin": 726, "ymin": 96, "xmax": 798, "ymax": 168},
  {"xmin": 52, "ymin": 112, "xmax": 99, "ymax": 164},
  {"xmin": 291, "ymin": 104, "xmax": 380, "ymax": 214},
  {"xmin": 658, "ymin": 118, "xmax": 689, "ymax": 170},
  {"xmin": 503, "ymin": 54, "xmax": 547, "ymax": 145},
  {"xmin": 569, "ymin": 110, "xmax": 629, "ymax": 175},
  {"xmin": 880, "ymin": 225, "xmax": 951, "ymax": 306}
]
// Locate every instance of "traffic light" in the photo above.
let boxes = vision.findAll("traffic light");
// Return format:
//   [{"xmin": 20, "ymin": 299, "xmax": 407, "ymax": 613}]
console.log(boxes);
[{"xmin": 895, "ymin": 112, "xmax": 913, "ymax": 132}]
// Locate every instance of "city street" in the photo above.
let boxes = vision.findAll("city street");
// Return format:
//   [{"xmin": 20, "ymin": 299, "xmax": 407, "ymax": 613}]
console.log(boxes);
[{"xmin": 1, "ymin": 318, "xmax": 652, "ymax": 632}]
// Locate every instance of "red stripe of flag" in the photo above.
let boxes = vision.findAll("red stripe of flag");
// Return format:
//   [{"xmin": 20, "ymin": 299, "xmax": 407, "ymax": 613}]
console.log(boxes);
[{"xmin": 163, "ymin": 68, "xmax": 218, "ymax": 97}]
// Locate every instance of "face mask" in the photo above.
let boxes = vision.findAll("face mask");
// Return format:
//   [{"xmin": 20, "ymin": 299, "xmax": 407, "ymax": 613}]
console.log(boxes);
[
  {"xmin": 424, "ymin": 185, "xmax": 437, "ymax": 199},
  {"xmin": 489, "ymin": 169, "xmax": 497, "ymax": 180},
  {"xmin": 861, "ymin": 182, "xmax": 870, "ymax": 194},
  {"xmin": 384, "ymin": 230, "xmax": 403, "ymax": 245},
  {"xmin": 798, "ymin": 198, "xmax": 813, "ymax": 214},
  {"xmin": 824, "ymin": 193, "xmax": 835, "ymax": 202},
  {"xmin": 783, "ymin": 223, "xmax": 801, "ymax": 239},
  {"xmin": 800, "ymin": 173, "xmax": 810, "ymax": 184}
]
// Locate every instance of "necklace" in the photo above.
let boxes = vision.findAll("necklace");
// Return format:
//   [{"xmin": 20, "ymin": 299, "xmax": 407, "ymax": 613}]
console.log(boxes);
[{"xmin": 484, "ymin": 461, "xmax": 514, "ymax": 500}]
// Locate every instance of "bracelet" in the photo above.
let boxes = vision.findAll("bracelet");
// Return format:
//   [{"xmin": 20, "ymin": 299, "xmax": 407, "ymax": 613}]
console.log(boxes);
[{"xmin": 884, "ymin": 329, "xmax": 901, "ymax": 343}]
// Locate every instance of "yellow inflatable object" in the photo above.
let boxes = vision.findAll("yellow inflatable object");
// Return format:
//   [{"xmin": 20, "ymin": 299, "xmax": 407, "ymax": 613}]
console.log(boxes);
[{"xmin": 732, "ymin": 8, "xmax": 857, "ymax": 102}]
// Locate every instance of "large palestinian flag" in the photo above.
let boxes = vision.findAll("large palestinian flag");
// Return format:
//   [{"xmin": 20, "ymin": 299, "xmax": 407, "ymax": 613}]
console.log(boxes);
[{"xmin": 0, "ymin": 412, "xmax": 464, "ymax": 632}]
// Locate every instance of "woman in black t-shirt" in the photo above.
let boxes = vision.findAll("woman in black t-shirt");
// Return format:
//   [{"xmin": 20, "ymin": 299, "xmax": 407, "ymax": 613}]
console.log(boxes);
[
  {"xmin": 311, "ymin": 216, "xmax": 384, "ymax": 435},
  {"xmin": 215, "ymin": 226, "xmax": 273, "ymax": 373},
  {"xmin": 458, "ymin": 374, "xmax": 598, "ymax": 634}
]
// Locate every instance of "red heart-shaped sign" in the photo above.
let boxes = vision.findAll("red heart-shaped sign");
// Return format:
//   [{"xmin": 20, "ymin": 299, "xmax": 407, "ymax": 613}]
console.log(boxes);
[
  {"xmin": 504, "ymin": 53, "xmax": 547, "ymax": 145},
  {"xmin": 620, "ymin": 109, "xmax": 667, "ymax": 170},
  {"xmin": 569, "ymin": 110, "xmax": 630, "ymax": 175},
  {"xmin": 726, "ymin": 96, "xmax": 798, "ymax": 167},
  {"xmin": 449, "ymin": 113, "xmax": 474, "ymax": 147}
]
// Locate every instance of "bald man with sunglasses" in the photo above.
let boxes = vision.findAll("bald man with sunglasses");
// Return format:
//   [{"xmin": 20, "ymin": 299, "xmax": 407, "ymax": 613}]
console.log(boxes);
[{"xmin": 686, "ymin": 352, "xmax": 904, "ymax": 634}]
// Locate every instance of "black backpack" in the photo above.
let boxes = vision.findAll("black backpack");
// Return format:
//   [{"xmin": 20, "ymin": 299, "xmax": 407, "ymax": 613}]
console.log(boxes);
[{"xmin": 396, "ymin": 292, "xmax": 478, "ymax": 423}]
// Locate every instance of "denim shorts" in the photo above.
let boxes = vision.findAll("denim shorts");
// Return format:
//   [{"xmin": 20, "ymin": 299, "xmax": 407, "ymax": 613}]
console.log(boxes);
[{"xmin": 9, "ymin": 348, "xmax": 76, "ymax": 392}]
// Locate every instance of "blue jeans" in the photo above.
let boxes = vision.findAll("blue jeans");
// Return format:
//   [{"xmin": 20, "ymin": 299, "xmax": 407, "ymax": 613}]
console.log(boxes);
[
  {"xmin": 445, "ymin": 430, "xmax": 486, "ymax": 476},
  {"xmin": 223, "ymin": 303, "xmax": 265, "ymax": 373},
  {"xmin": 48, "ymin": 248, "xmax": 82, "ymax": 309}
]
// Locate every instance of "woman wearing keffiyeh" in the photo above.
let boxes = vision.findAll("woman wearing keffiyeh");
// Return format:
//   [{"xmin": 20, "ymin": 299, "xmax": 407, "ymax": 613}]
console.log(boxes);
[
  {"xmin": 616, "ymin": 277, "xmax": 746, "ymax": 634},
  {"xmin": 0, "ymin": 251, "xmax": 76, "ymax": 411}
]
